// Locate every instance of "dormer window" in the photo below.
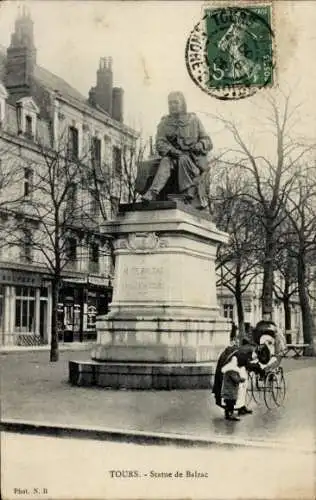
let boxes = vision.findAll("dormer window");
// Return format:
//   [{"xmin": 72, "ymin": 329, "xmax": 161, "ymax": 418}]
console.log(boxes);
[{"xmin": 16, "ymin": 96, "xmax": 39, "ymax": 140}]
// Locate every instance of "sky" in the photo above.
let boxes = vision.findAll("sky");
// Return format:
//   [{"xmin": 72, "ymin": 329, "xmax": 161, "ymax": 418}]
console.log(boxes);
[{"xmin": 0, "ymin": 0, "xmax": 315, "ymax": 155}]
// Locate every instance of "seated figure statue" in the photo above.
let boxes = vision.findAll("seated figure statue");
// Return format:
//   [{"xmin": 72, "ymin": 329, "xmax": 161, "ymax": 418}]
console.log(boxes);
[{"xmin": 139, "ymin": 91, "xmax": 213, "ymax": 210}]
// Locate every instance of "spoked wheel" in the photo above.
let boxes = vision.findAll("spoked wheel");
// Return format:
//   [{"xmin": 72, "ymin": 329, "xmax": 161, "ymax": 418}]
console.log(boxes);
[
  {"xmin": 245, "ymin": 371, "xmax": 255, "ymax": 407},
  {"xmin": 252, "ymin": 372, "xmax": 265, "ymax": 405},
  {"xmin": 263, "ymin": 372, "xmax": 278, "ymax": 409},
  {"xmin": 272, "ymin": 368, "xmax": 286, "ymax": 406}
]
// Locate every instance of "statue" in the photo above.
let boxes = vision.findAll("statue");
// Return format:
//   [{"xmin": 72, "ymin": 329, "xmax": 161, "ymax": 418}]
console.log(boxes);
[{"xmin": 136, "ymin": 91, "xmax": 213, "ymax": 210}]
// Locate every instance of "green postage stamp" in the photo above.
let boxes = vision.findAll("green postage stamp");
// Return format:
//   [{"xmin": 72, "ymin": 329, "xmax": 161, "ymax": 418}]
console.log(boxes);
[{"xmin": 186, "ymin": 4, "xmax": 274, "ymax": 100}]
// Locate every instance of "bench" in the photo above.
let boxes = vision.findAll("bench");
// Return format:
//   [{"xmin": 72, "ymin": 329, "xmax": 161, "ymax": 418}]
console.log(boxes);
[{"xmin": 282, "ymin": 344, "xmax": 309, "ymax": 358}]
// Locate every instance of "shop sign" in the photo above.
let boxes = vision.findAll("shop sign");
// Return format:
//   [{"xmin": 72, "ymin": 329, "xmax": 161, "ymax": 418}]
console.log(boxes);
[
  {"xmin": 89, "ymin": 276, "xmax": 111, "ymax": 286},
  {"xmin": 87, "ymin": 305, "xmax": 97, "ymax": 329},
  {"xmin": 0, "ymin": 269, "xmax": 43, "ymax": 287}
]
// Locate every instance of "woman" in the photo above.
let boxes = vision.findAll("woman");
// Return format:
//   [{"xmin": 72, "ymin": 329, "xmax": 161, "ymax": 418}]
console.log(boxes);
[
  {"xmin": 142, "ymin": 91, "xmax": 213, "ymax": 209},
  {"xmin": 212, "ymin": 339, "xmax": 265, "ymax": 416}
]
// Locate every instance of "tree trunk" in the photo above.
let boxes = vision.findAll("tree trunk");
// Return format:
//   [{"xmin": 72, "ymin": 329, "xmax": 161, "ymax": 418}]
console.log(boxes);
[
  {"xmin": 283, "ymin": 275, "xmax": 292, "ymax": 331},
  {"xmin": 262, "ymin": 228, "xmax": 275, "ymax": 320},
  {"xmin": 297, "ymin": 254, "xmax": 315, "ymax": 356},
  {"xmin": 235, "ymin": 264, "xmax": 245, "ymax": 343},
  {"xmin": 283, "ymin": 296, "xmax": 292, "ymax": 331},
  {"xmin": 50, "ymin": 278, "xmax": 60, "ymax": 362}
]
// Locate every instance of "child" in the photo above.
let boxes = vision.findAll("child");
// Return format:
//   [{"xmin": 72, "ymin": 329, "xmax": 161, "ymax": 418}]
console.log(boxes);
[
  {"xmin": 221, "ymin": 355, "xmax": 246, "ymax": 421},
  {"xmin": 254, "ymin": 320, "xmax": 286, "ymax": 373}
]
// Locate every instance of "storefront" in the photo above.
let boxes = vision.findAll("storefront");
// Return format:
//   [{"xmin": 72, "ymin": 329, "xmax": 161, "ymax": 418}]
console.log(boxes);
[
  {"xmin": 0, "ymin": 269, "xmax": 112, "ymax": 346},
  {"xmin": 0, "ymin": 268, "xmax": 51, "ymax": 346},
  {"xmin": 58, "ymin": 277, "xmax": 112, "ymax": 342}
]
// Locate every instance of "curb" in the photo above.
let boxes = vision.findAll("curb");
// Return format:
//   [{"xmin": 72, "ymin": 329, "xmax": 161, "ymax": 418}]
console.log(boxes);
[{"xmin": 1, "ymin": 419, "xmax": 314, "ymax": 455}]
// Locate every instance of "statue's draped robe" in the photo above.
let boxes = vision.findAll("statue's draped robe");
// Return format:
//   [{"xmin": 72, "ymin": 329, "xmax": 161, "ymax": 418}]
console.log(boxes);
[{"xmin": 155, "ymin": 113, "xmax": 212, "ymax": 207}]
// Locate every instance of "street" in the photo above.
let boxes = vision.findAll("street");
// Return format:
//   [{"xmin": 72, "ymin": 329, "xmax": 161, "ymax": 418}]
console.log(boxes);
[
  {"xmin": 1, "ymin": 349, "xmax": 316, "ymax": 499},
  {"xmin": 1, "ymin": 431, "xmax": 315, "ymax": 500},
  {"xmin": 1, "ymin": 350, "xmax": 316, "ymax": 450}
]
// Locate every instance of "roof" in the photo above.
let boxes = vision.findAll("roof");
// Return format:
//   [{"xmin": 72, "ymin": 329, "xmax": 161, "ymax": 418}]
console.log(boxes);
[
  {"xmin": 0, "ymin": 47, "xmax": 138, "ymax": 139},
  {"xmin": 0, "ymin": 47, "xmax": 88, "ymax": 105},
  {"xmin": 34, "ymin": 65, "xmax": 88, "ymax": 104}
]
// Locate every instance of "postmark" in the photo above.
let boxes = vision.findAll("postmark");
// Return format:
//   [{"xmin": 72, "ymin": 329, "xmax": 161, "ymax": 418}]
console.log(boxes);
[{"xmin": 186, "ymin": 4, "xmax": 274, "ymax": 100}]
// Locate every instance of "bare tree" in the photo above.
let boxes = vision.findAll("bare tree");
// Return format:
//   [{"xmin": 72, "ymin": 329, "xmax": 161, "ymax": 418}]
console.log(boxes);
[
  {"xmin": 12, "ymin": 130, "xmax": 96, "ymax": 361},
  {"xmin": 283, "ymin": 163, "xmax": 316, "ymax": 354},
  {"xmin": 273, "ymin": 229, "xmax": 299, "ymax": 331},
  {"xmin": 212, "ymin": 93, "xmax": 314, "ymax": 322},
  {"xmin": 0, "ymin": 141, "xmax": 29, "ymax": 249},
  {"xmin": 89, "ymin": 136, "xmax": 145, "ymax": 216},
  {"xmin": 88, "ymin": 135, "xmax": 145, "ymax": 267},
  {"xmin": 212, "ymin": 163, "xmax": 261, "ymax": 339}
]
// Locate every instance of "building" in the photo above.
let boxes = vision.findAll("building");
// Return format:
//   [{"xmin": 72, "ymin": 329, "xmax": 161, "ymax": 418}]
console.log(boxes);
[
  {"xmin": 0, "ymin": 8, "xmax": 137, "ymax": 346},
  {"xmin": 217, "ymin": 269, "xmax": 304, "ymax": 341}
]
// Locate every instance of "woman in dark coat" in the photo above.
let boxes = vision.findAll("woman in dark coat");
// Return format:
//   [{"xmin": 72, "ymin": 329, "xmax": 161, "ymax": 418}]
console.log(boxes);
[
  {"xmin": 212, "ymin": 345, "xmax": 237, "ymax": 407},
  {"xmin": 212, "ymin": 340, "xmax": 266, "ymax": 413}
]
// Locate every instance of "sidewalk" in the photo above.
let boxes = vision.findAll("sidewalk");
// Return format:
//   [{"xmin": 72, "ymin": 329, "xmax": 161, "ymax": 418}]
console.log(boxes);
[
  {"xmin": 1, "ymin": 349, "xmax": 315, "ymax": 452},
  {"xmin": 0, "ymin": 342, "xmax": 95, "ymax": 354}
]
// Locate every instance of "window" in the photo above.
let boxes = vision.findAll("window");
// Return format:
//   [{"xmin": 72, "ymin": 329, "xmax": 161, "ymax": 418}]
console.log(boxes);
[
  {"xmin": 90, "ymin": 191, "xmax": 100, "ymax": 216},
  {"xmin": 23, "ymin": 168, "xmax": 33, "ymax": 197},
  {"xmin": 92, "ymin": 137, "xmax": 101, "ymax": 167},
  {"xmin": 25, "ymin": 115, "xmax": 33, "ymax": 138},
  {"xmin": 0, "ymin": 83, "xmax": 8, "ymax": 124},
  {"xmin": 66, "ymin": 183, "xmax": 77, "ymax": 212},
  {"xmin": 112, "ymin": 146, "xmax": 122, "ymax": 175},
  {"xmin": 89, "ymin": 242, "xmax": 99, "ymax": 273},
  {"xmin": 65, "ymin": 237, "xmax": 77, "ymax": 262},
  {"xmin": 68, "ymin": 126, "xmax": 79, "ymax": 160},
  {"xmin": 0, "ymin": 285, "xmax": 4, "ymax": 333},
  {"xmin": 90, "ymin": 243, "xmax": 99, "ymax": 263},
  {"xmin": 223, "ymin": 304, "xmax": 234, "ymax": 320},
  {"xmin": 15, "ymin": 286, "xmax": 36, "ymax": 333},
  {"xmin": 21, "ymin": 228, "xmax": 33, "ymax": 263}
]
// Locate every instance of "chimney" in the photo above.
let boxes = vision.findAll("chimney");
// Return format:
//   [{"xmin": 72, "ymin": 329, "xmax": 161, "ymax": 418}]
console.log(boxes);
[
  {"xmin": 112, "ymin": 87, "xmax": 124, "ymax": 122},
  {"xmin": 89, "ymin": 57, "xmax": 113, "ymax": 114},
  {"xmin": 5, "ymin": 6, "xmax": 36, "ymax": 100}
]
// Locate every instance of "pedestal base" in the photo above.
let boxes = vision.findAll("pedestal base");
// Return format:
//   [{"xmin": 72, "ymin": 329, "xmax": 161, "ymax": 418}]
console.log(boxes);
[
  {"xmin": 68, "ymin": 203, "xmax": 230, "ymax": 390},
  {"xmin": 69, "ymin": 360, "xmax": 214, "ymax": 389},
  {"xmin": 92, "ymin": 316, "xmax": 229, "ymax": 363}
]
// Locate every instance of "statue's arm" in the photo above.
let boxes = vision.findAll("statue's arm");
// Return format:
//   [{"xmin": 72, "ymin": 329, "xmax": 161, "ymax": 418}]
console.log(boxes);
[
  {"xmin": 194, "ymin": 116, "xmax": 213, "ymax": 154},
  {"xmin": 155, "ymin": 117, "xmax": 180, "ymax": 157}
]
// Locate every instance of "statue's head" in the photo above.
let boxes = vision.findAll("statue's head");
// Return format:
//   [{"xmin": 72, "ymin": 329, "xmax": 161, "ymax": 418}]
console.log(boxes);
[{"xmin": 168, "ymin": 91, "xmax": 187, "ymax": 115}]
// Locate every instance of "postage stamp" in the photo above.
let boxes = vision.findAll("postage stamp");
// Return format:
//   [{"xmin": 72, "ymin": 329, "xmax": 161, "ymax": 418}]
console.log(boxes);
[{"xmin": 186, "ymin": 4, "xmax": 274, "ymax": 100}]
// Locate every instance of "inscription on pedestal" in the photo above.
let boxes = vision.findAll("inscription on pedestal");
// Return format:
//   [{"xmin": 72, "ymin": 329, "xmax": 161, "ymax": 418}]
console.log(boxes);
[{"xmin": 121, "ymin": 264, "xmax": 165, "ymax": 296}]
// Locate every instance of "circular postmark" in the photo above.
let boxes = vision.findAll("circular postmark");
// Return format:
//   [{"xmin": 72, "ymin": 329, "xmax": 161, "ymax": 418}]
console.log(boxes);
[{"xmin": 185, "ymin": 6, "xmax": 274, "ymax": 100}]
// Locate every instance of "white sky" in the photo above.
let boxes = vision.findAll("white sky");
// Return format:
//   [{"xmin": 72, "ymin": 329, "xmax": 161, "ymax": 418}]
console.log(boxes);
[{"xmin": 0, "ymin": 0, "xmax": 315, "ymax": 154}]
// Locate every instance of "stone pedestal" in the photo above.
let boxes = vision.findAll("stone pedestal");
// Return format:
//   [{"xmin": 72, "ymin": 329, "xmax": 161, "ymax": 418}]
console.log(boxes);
[{"xmin": 69, "ymin": 201, "xmax": 231, "ymax": 389}]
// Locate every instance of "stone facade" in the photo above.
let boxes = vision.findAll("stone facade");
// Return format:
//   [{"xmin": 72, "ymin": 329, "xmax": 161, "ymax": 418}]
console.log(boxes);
[{"xmin": 0, "ymin": 8, "xmax": 137, "ymax": 346}]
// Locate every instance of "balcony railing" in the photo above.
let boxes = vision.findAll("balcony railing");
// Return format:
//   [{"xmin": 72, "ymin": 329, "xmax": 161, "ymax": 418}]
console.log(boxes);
[{"xmin": 1, "ymin": 333, "xmax": 46, "ymax": 347}]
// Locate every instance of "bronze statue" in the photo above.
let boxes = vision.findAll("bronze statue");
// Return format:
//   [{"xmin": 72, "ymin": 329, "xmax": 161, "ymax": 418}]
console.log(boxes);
[{"xmin": 137, "ymin": 92, "xmax": 213, "ymax": 210}]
